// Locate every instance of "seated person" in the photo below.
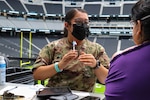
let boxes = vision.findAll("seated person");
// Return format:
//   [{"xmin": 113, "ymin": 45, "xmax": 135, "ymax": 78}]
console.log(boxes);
[{"xmin": 105, "ymin": 0, "xmax": 150, "ymax": 99}]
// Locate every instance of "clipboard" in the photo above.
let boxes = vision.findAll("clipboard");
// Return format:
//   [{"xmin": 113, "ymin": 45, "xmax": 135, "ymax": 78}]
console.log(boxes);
[{"xmin": 36, "ymin": 86, "xmax": 72, "ymax": 97}]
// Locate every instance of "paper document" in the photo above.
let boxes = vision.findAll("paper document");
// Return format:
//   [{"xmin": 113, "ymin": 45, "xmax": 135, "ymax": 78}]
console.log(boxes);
[{"xmin": 0, "ymin": 84, "xmax": 44, "ymax": 100}]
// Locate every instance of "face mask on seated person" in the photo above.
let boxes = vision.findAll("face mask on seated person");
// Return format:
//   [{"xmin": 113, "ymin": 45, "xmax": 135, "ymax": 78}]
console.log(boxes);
[{"xmin": 72, "ymin": 23, "xmax": 90, "ymax": 40}]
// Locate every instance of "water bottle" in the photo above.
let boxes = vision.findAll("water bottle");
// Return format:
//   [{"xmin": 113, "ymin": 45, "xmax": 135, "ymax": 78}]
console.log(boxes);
[{"xmin": 0, "ymin": 56, "xmax": 6, "ymax": 85}]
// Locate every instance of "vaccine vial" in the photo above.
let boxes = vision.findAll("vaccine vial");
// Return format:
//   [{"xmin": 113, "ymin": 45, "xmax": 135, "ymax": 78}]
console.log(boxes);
[{"xmin": 0, "ymin": 56, "xmax": 6, "ymax": 85}]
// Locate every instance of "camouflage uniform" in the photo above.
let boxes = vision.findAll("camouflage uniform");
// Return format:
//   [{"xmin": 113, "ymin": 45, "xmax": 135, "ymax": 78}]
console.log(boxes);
[{"xmin": 33, "ymin": 37, "xmax": 110, "ymax": 92}]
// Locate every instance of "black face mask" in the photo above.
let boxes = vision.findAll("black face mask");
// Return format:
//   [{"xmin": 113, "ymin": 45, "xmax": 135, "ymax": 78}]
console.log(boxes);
[{"xmin": 72, "ymin": 23, "xmax": 90, "ymax": 40}]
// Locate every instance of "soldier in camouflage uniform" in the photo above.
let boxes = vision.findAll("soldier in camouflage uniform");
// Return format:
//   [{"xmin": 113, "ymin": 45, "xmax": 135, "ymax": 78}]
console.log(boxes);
[{"xmin": 32, "ymin": 8, "xmax": 110, "ymax": 92}]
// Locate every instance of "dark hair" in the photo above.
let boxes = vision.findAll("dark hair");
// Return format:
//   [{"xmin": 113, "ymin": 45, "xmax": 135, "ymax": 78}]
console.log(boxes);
[
  {"xmin": 131, "ymin": 0, "xmax": 150, "ymax": 41},
  {"xmin": 63, "ymin": 8, "xmax": 87, "ymax": 37}
]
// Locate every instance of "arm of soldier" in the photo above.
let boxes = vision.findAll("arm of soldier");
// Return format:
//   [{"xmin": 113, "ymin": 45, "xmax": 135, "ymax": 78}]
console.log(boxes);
[
  {"xmin": 33, "ymin": 64, "xmax": 58, "ymax": 80},
  {"xmin": 33, "ymin": 50, "xmax": 78, "ymax": 80},
  {"xmin": 96, "ymin": 44, "xmax": 110, "ymax": 84},
  {"xmin": 96, "ymin": 55, "xmax": 110, "ymax": 84},
  {"xmin": 94, "ymin": 65, "xmax": 108, "ymax": 84},
  {"xmin": 78, "ymin": 52, "xmax": 108, "ymax": 84}
]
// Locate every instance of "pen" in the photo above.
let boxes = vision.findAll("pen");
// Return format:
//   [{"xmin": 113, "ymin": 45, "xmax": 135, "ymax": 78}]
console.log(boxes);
[
  {"xmin": 4, "ymin": 86, "xmax": 18, "ymax": 93},
  {"xmin": 3, "ymin": 86, "xmax": 25, "ymax": 98}
]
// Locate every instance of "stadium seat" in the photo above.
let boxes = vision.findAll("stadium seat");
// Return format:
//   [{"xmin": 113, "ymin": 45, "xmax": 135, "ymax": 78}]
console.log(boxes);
[
  {"xmin": 6, "ymin": 0, "xmax": 26, "ymax": 12},
  {"xmin": 102, "ymin": 6, "xmax": 121, "ymax": 15},
  {"xmin": 25, "ymin": 4, "xmax": 44, "ymax": 13},
  {"xmin": 44, "ymin": 3, "xmax": 63, "ymax": 15},
  {"xmin": 122, "ymin": 3, "xmax": 135, "ymax": 15},
  {"xmin": 84, "ymin": 4, "xmax": 101, "ymax": 15}
]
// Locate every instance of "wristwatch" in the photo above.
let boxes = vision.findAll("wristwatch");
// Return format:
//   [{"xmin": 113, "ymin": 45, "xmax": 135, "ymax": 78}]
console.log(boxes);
[{"xmin": 93, "ymin": 60, "xmax": 101, "ymax": 69}]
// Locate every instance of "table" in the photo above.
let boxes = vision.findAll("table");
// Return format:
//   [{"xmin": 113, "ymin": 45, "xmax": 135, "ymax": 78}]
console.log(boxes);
[{"xmin": 0, "ymin": 82, "xmax": 105, "ymax": 100}]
